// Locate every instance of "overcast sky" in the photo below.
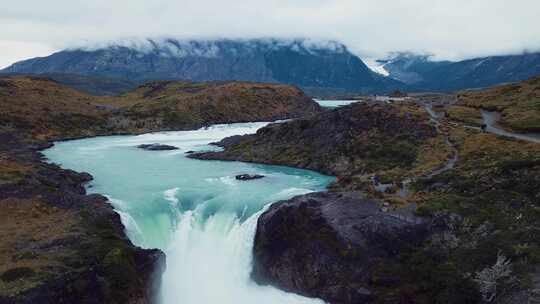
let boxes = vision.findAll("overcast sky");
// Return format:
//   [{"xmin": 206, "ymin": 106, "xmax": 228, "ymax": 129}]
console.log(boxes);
[{"xmin": 1, "ymin": 0, "xmax": 540, "ymax": 68}]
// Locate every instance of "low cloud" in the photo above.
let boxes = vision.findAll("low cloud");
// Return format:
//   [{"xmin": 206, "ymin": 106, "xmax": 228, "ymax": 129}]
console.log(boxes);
[{"xmin": 1, "ymin": 0, "xmax": 539, "ymax": 68}]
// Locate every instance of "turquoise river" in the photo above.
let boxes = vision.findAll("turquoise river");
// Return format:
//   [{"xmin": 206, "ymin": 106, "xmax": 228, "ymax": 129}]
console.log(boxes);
[{"xmin": 43, "ymin": 121, "xmax": 334, "ymax": 304}]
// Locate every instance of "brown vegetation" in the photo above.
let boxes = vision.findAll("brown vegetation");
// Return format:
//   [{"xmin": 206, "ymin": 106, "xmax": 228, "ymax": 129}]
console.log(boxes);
[{"xmin": 454, "ymin": 76, "xmax": 540, "ymax": 132}]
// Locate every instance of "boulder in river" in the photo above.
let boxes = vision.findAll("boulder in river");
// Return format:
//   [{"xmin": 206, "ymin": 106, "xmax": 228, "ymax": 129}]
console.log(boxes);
[
  {"xmin": 235, "ymin": 174, "xmax": 265, "ymax": 181},
  {"xmin": 252, "ymin": 191, "xmax": 431, "ymax": 303},
  {"xmin": 137, "ymin": 143, "xmax": 179, "ymax": 151}
]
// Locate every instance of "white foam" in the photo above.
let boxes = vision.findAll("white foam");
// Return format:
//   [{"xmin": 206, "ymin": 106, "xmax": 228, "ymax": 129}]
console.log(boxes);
[
  {"xmin": 160, "ymin": 205, "xmax": 323, "ymax": 304},
  {"xmin": 219, "ymin": 176, "xmax": 238, "ymax": 186},
  {"xmin": 163, "ymin": 187, "xmax": 180, "ymax": 208},
  {"xmin": 106, "ymin": 196, "xmax": 131, "ymax": 210},
  {"xmin": 272, "ymin": 187, "xmax": 314, "ymax": 200},
  {"xmin": 115, "ymin": 210, "xmax": 146, "ymax": 245}
]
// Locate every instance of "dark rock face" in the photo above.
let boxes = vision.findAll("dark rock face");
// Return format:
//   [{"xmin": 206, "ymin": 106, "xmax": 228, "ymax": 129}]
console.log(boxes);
[
  {"xmin": 137, "ymin": 143, "xmax": 179, "ymax": 151},
  {"xmin": 1, "ymin": 38, "xmax": 405, "ymax": 94},
  {"xmin": 235, "ymin": 174, "xmax": 265, "ymax": 181},
  {"xmin": 211, "ymin": 134, "xmax": 247, "ymax": 147},
  {"xmin": 252, "ymin": 191, "xmax": 430, "ymax": 304}
]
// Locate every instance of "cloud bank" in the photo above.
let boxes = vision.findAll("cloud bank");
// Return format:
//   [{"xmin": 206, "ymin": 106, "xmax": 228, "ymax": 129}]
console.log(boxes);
[{"xmin": 1, "ymin": 0, "xmax": 539, "ymax": 68}]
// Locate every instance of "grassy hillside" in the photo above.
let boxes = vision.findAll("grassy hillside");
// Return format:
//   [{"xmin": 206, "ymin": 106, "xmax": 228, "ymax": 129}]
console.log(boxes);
[
  {"xmin": 451, "ymin": 76, "xmax": 540, "ymax": 132},
  {"xmin": 113, "ymin": 80, "xmax": 320, "ymax": 130},
  {"xmin": 192, "ymin": 102, "xmax": 452, "ymax": 189},
  {"xmin": 0, "ymin": 76, "xmax": 321, "ymax": 141},
  {"xmin": 0, "ymin": 76, "xmax": 110, "ymax": 140}
]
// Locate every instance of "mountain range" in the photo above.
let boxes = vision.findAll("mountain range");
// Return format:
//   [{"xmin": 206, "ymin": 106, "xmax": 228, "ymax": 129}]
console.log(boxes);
[
  {"xmin": 2, "ymin": 38, "xmax": 540, "ymax": 95},
  {"xmin": 380, "ymin": 52, "xmax": 540, "ymax": 91},
  {"xmin": 1, "ymin": 39, "xmax": 402, "ymax": 96}
]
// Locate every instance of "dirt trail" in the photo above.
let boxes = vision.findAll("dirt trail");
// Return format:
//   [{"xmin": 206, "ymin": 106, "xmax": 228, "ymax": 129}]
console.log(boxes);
[
  {"xmin": 481, "ymin": 110, "xmax": 540, "ymax": 144},
  {"xmin": 371, "ymin": 102, "xmax": 459, "ymax": 198},
  {"xmin": 423, "ymin": 103, "xmax": 459, "ymax": 177}
]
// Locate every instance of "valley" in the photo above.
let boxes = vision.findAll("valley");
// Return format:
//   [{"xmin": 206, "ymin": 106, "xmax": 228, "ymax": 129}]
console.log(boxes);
[
  {"xmin": 1, "ymin": 67, "xmax": 540, "ymax": 304},
  {"xmin": 2, "ymin": 1, "xmax": 539, "ymax": 303}
]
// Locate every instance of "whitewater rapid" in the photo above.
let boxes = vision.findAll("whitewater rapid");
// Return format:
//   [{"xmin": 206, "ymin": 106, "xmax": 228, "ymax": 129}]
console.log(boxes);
[{"xmin": 43, "ymin": 122, "xmax": 333, "ymax": 304}]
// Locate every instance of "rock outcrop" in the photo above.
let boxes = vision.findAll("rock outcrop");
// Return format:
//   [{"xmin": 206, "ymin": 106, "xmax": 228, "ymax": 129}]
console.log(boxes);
[
  {"xmin": 137, "ymin": 143, "xmax": 179, "ymax": 151},
  {"xmin": 252, "ymin": 192, "xmax": 430, "ymax": 304},
  {"xmin": 191, "ymin": 102, "xmax": 437, "ymax": 179},
  {"xmin": 235, "ymin": 174, "xmax": 265, "ymax": 181}
]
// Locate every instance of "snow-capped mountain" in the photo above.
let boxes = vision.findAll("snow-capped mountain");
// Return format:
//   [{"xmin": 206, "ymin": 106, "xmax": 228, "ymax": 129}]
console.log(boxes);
[
  {"xmin": 380, "ymin": 52, "xmax": 540, "ymax": 90},
  {"xmin": 1, "ymin": 38, "xmax": 403, "ymax": 95}
]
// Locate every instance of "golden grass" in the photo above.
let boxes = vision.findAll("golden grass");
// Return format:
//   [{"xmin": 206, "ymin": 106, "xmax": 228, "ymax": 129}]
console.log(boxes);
[
  {"xmin": 0, "ymin": 158, "xmax": 32, "ymax": 184},
  {"xmin": 459, "ymin": 131, "xmax": 540, "ymax": 165},
  {"xmin": 393, "ymin": 102, "xmax": 430, "ymax": 120},
  {"xmin": 456, "ymin": 76, "xmax": 540, "ymax": 132},
  {"xmin": 446, "ymin": 106, "xmax": 483, "ymax": 126},
  {"xmin": 0, "ymin": 76, "xmax": 109, "ymax": 140},
  {"xmin": 411, "ymin": 134, "xmax": 453, "ymax": 176},
  {"xmin": 0, "ymin": 198, "xmax": 79, "ymax": 296},
  {"xmin": 1, "ymin": 76, "xmax": 312, "ymax": 141}
]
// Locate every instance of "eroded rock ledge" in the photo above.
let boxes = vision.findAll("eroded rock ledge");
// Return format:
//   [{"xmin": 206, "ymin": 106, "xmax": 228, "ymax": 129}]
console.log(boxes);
[
  {"xmin": 252, "ymin": 191, "xmax": 430, "ymax": 304},
  {"xmin": 0, "ymin": 138, "xmax": 165, "ymax": 304}
]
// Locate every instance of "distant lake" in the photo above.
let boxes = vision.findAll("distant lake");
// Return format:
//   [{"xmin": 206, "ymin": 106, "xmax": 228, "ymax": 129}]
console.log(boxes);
[{"xmin": 314, "ymin": 99, "xmax": 362, "ymax": 108}]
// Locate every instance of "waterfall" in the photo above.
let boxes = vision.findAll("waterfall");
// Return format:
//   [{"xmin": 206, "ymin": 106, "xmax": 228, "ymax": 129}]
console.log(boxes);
[{"xmin": 43, "ymin": 122, "xmax": 333, "ymax": 304}]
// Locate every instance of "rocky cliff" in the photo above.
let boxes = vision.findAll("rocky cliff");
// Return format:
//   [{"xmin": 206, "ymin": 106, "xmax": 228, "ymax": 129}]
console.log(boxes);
[
  {"xmin": 252, "ymin": 192, "xmax": 430, "ymax": 304},
  {"xmin": 0, "ymin": 139, "xmax": 164, "ymax": 304}
]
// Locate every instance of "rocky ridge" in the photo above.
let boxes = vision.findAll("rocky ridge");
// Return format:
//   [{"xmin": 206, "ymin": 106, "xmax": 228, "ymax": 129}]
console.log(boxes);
[{"xmin": 192, "ymin": 102, "xmax": 437, "ymax": 176}]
